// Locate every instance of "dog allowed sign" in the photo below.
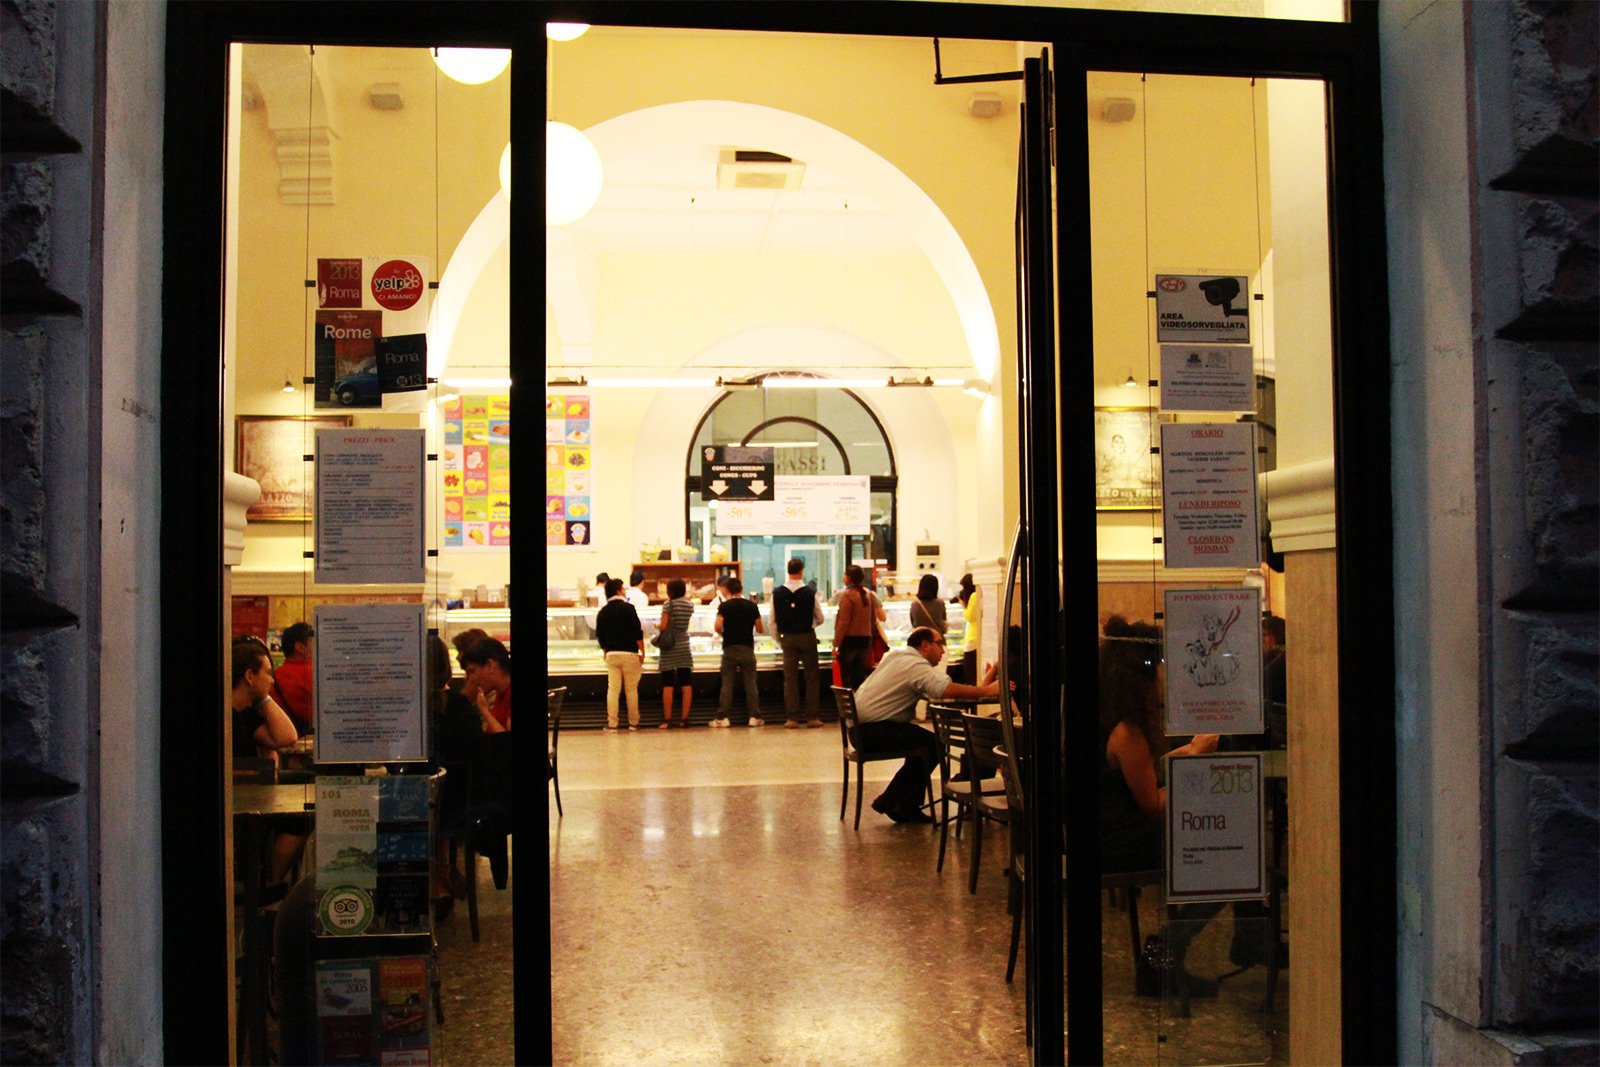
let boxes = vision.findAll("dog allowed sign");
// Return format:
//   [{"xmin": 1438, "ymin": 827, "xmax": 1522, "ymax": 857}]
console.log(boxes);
[{"xmin": 1163, "ymin": 586, "xmax": 1264, "ymax": 736}]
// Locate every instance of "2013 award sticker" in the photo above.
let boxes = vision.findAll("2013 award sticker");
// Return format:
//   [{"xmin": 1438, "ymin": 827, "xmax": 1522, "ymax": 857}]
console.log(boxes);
[{"xmin": 319, "ymin": 884, "xmax": 375, "ymax": 935}]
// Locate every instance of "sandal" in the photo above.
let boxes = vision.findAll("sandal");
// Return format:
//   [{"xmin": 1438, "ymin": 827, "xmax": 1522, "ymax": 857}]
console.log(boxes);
[{"xmin": 658, "ymin": 721, "xmax": 672, "ymax": 729}]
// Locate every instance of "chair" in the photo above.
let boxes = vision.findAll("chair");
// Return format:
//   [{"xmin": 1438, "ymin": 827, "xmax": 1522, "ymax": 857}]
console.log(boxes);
[
  {"xmin": 548, "ymin": 686, "xmax": 566, "ymax": 817},
  {"xmin": 959, "ymin": 713, "xmax": 1012, "ymax": 894},
  {"xmin": 833, "ymin": 686, "xmax": 934, "ymax": 830},
  {"xmin": 1101, "ymin": 867, "xmax": 1164, "ymax": 993},
  {"xmin": 462, "ymin": 731, "xmax": 513, "ymax": 943},
  {"xmin": 928, "ymin": 704, "xmax": 1005, "ymax": 875}
]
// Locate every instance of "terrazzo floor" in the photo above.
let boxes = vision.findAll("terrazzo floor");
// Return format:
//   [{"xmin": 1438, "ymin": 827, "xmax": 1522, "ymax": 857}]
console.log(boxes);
[{"xmin": 433, "ymin": 726, "xmax": 1288, "ymax": 1065}]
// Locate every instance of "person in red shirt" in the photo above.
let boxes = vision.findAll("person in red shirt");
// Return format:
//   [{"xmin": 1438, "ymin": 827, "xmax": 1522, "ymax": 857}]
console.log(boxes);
[
  {"xmin": 460, "ymin": 637, "xmax": 511, "ymax": 732},
  {"xmin": 272, "ymin": 621, "xmax": 315, "ymax": 733}
]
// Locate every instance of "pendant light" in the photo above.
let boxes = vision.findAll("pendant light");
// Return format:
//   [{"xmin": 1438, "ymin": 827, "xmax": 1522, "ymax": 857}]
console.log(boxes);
[{"xmin": 432, "ymin": 47, "xmax": 510, "ymax": 85}]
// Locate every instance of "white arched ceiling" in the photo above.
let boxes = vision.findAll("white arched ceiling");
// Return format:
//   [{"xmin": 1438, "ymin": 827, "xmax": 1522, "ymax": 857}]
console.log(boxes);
[{"xmin": 432, "ymin": 99, "xmax": 1001, "ymax": 381}]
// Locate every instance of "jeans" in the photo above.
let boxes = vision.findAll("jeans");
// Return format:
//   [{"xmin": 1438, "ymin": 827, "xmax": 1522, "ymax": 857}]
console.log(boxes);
[
  {"xmin": 717, "ymin": 644, "xmax": 761, "ymax": 719},
  {"xmin": 778, "ymin": 631, "xmax": 820, "ymax": 721},
  {"xmin": 603, "ymin": 650, "xmax": 642, "ymax": 727}
]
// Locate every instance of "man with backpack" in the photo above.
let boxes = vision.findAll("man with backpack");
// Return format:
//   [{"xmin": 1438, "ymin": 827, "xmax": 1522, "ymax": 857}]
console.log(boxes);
[{"xmin": 773, "ymin": 557, "xmax": 824, "ymax": 728}]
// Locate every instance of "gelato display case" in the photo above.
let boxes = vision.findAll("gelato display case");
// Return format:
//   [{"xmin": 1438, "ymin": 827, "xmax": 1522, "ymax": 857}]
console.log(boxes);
[{"xmin": 436, "ymin": 600, "xmax": 964, "ymax": 677}]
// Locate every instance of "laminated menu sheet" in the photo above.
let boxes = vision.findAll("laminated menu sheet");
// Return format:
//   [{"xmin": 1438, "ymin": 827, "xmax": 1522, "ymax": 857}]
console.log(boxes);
[
  {"xmin": 1159, "ymin": 421, "xmax": 1260, "ymax": 569},
  {"xmin": 314, "ymin": 428, "xmax": 426, "ymax": 585},
  {"xmin": 313, "ymin": 602, "xmax": 428, "ymax": 764}
]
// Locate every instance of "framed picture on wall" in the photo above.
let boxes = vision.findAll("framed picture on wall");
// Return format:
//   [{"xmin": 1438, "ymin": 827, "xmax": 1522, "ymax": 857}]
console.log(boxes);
[
  {"xmin": 235, "ymin": 415, "xmax": 352, "ymax": 522},
  {"xmin": 1094, "ymin": 407, "xmax": 1168, "ymax": 510}
]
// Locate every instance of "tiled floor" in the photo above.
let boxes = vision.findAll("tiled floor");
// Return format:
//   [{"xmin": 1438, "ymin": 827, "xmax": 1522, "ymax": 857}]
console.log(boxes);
[{"xmin": 435, "ymin": 727, "xmax": 1287, "ymax": 1065}]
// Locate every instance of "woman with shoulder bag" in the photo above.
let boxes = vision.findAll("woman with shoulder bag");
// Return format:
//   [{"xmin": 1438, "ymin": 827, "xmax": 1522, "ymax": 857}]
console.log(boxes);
[
  {"xmin": 656, "ymin": 578, "xmax": 696, "ymax": 727},
  {"xmin": 834, "ymin": 565, "xmax": 886, "ymax": 690}
]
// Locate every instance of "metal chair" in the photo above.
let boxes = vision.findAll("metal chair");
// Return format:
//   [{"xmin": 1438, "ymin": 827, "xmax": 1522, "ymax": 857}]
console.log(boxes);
[
  {"xmin": 548, "ymin": 686, "xmax": 566, "ymax": 817},
  {"xmin": 928, "ymin": 704, "xmax": 1005, "ymax": 874},
  {"xmin": 833, "ymin": 686, "xmax": 934, "ymax": 830},
  {"xmin": 959, "ymin": 713, "xmax": 1012, "ymax": 894}
]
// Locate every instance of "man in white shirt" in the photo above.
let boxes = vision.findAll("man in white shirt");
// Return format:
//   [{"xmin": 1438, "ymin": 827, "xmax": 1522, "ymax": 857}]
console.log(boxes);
[
  {"xmin": 625, "ymin": 569, "xmax": 653, "ymax": 636},
  {"xmin": 853, "ymin": 627, "xmax": 1001, "ymax": 823},
  {"xmin": 773, "ymin": 557, "xmax": 825, "ymax": 728}
]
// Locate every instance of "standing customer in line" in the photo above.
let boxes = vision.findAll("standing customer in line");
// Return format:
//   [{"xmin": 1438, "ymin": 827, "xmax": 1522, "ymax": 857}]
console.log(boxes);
[
  {"xmin": 908, "ymin": 574, "xmax": 948, "ymax": 636},
  {"xmin": 713, "ymin": 576, "xmax": 765, "ymax": 727},
  {"xmin": 833, "ymin": 564, "xmax": 886, "ymax": 690},
  {"xmin": 773, "ymin": 557, "xmax": 825, "ymax": 728},
  {"xmin": 595, "ymin": 577, "xmax": 644, "ymax": 730},
  {"xmin": 656, "ymin": 577, "xmax": 697, "ymax": 728},
  {"xmin": 959, "ymin": 573, "xmax": 981, "ymax": 685}
]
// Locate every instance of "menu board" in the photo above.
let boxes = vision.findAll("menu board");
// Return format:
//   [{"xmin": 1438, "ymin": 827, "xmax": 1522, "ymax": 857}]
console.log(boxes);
[
  {"xmin": 712, "ymin": 475, "xmax": 870, "ymax": 535},
  {"xmin": 1166, "ymin": 753, "xmax": 1266, "ymax": 902},
  {"xmin": 1163, "ymin": 587, "xmax": 1264, "ymax": 735},
  {"xmin": 1154, "ymin": 273, "xmax": 1252, "ymax": 345},
  {"xmin": 313, "ymin": 603, "xmax": 428, "ymax": 763},
  {"xmin": 314, "ymin": 429, "xmax": 426, "ymax": 585},
  {"xmin": 1159, "ymin": 422, "xmax": 1260, "ymax": 569},
  {"xmin": 1158, "ymin": 344, "xmax": 1256, "ymax": 413},
  {"xmin": 544, "ymin": 392, "xmax": 592, "ymax": 547},
  {"xmin": 443, "ymin": 393, "xmax": 511, "ymax": 550}
]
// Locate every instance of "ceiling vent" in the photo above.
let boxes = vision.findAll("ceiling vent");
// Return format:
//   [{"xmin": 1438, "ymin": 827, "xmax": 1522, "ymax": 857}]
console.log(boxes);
[{"xmin": 716, "ymin": 149, "xmax": 805, "ymax": 192}]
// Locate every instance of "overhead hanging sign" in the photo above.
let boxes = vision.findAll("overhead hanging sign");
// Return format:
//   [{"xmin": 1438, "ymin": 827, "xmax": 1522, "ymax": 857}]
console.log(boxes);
[
  {"xmin": 1158, "ymin": 344, "xmax": 1257, "ymax": 413},
  {"xmin": 1164, "ymin": 586, "xmax": 1264, "ymax": 736},
  {"xmin": 1166, "ymin": 753, "xmax": 1266, "ymax": 902},
  {"xmin": 713, "ymin": 475, "xmax": 870, "ymax": 535},
  {"xmin": 701, "ymin": 445, "xmax": 776, "ymax": 501},
  {"xmin": 1160, "ymin": 421, "xmax": 1260, "ymax": 569},
  {"xmin": 1155, "ymin": 274, "xmax": 1253, "ymax": 345}
]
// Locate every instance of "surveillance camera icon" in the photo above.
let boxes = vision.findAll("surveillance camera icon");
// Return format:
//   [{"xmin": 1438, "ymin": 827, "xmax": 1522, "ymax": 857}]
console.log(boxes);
[{"xmin": 1197, "ymin": 277, "xmax": 1249, "ymax": 318}]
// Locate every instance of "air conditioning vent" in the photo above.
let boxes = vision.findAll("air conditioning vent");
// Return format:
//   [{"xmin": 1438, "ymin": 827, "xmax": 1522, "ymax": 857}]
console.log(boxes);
[{"xmin": 717, "ymin": 148, "xmax": 805, "ymax": 192}]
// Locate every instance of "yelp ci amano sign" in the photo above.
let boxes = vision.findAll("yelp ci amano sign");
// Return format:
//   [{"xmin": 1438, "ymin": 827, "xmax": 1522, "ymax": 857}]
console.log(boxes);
[{"xmin": 370, "ymin": 259, "xmax": 425, "ymax": 311}]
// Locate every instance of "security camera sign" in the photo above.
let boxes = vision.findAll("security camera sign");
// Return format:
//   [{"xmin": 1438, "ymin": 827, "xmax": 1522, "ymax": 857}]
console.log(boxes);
[{"xmin": 1154, "ymin": 274, "xmax": 1252, "ymax": 345}]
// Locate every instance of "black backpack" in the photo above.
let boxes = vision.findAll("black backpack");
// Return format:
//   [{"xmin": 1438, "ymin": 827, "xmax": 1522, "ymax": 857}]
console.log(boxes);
[{"xmin": 773, "ymin": 583, "xmax": 815, "ymax": 633}]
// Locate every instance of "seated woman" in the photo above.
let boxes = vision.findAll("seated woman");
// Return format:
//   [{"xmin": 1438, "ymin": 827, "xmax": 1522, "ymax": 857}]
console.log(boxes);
[
  {"xmin": 459, "ymin": 637, "xmax": 511, "ymax": 733},
  {"xmin": 1098, "ymin": 616, "xmax": 1221, "ymax": 999},
  {"xmin": 231, "ymin": 637, "xmax": 299, "ymax": 762}
]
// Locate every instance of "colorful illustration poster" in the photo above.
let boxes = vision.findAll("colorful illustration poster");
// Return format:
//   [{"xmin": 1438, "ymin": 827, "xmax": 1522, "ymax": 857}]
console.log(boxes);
[
  {"xmin": 442, "ymin": 394, "xmax": 510, "ymax": 550},
  {"xmin": 545, "ymin": 392, "xmax": 592, "ymax": 548},
  {"xmin": 1163, "ymin": 586, "xmax": 1264, "ymax": 735}
]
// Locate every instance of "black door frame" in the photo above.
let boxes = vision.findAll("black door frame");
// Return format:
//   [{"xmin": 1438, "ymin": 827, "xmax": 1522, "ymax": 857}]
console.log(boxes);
[{"xmin": 161, "ymin": 5, "xmax": 1392, "ymax": 1065}]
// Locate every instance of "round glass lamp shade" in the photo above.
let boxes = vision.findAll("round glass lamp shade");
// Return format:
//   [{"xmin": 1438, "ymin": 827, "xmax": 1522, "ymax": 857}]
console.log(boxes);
[
  {"xmin": 545, "ymin": 22, "xmax": 590, "ymax": 42},
  {"xmin": 433, "ymin": 47, "xmax": 511, "ymax": 85},
  {"xmin": 545, "ymin": 121, "xmax": 603, "ymax": 225}
]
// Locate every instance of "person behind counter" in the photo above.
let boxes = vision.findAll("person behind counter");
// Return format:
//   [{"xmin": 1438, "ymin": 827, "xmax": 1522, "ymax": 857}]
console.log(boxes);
[
  {"xmin": 909, "ymin": 574, "xmax": 947, "ymax": 635},
  {"xmin": 272, "ymin": 621, "xmax": 315, "ymax": 734},
  {"xmin": 460, "ymin": 637, "xmax": 512, "ymax": 733},
  {"xmin": 657, "ymin": 578, "xmax": 697, "ymax": 728},
  {"xmin": 712, "ymin": 576, "xmax": 765, "ymax": 727},
  {"xmin": 958, "ymin": 574, "xmax": 981, "ymax": 685},
  {"xmin": 773, "ymin": 557, "xmax": 824, "ymax": 728},
  {"xmin": 232, "ymin": 638, "xmax": 299, "ymax": 761},
  {"xmin": 833, "ymin": 564, "xmax": 886, "ymax": 690},
  {"xmin": 853, "ymin": 626, "xmax": 1004, "ymax": 823},
  {"xmin": 1098, "ymin": 615, "xmax": 1222, "ymax": 998},
  {"xmin": 596, "ymin": 577, "xmax": 644, "ymax": 731}
]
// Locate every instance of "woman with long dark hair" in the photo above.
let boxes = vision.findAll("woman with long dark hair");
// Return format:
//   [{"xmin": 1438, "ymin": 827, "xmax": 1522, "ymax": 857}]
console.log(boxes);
[
  {"xmin": 908, "ymin": 573, "xmax": 947, "ymax": 635},
  {"xmin": 833, "ymin": 564, "xmax": 885, "ymax": 689}
]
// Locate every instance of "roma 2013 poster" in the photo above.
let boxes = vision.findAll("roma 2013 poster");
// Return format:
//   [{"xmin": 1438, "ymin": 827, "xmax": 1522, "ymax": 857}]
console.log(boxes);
[{"xmin": 441, "ymin": 395, "xmax": 510, "ymax": 549}]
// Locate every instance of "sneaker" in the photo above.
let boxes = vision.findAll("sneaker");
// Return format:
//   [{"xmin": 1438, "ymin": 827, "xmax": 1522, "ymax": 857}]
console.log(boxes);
[
  {"xmin": 784, "ymin": 720, "xmax": 802, "ymax": 729},
  {"xmin": 747, "ymin": 717, "xmax": 764, "ymax": 727},
  {"xmin": 628, "ymin": 725, "xmax": 638, "ymax": 731},
  {"xmin": 711, "ymin": 718, "xmax": 731, "ymax": 728},
  {"xmin": 604, "ymin": 725, "xmax": 619, "ymax": 732}
]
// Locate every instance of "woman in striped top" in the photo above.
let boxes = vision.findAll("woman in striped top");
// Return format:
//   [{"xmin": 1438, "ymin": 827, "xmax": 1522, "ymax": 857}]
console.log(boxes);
[{"xmin": 657, "ymin": 578, "xmax": 697, "ymax": 727}]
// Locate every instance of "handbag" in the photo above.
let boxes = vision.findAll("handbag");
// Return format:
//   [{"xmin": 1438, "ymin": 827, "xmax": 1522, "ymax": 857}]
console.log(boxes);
[
  {"xmin": 866, "ymin": 593, "xmax": 890, "ymax": 667},
  {"xmin": 650, "ymin": 626, "xmax": 675, "ymax": 651}
]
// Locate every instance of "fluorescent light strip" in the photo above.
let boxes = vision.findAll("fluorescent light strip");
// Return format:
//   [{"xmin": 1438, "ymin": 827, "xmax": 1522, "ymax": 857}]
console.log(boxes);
[
  {"xmin": 761, "ymin": 378, "xmax": 887, "ymax": 389},
  {"xmin": 582, "ymin": 377, "xmax": 717, "ymax": 388},
  {"xmin": 443, "ymin": 377, "xmax": 513, "ymax": 388}
]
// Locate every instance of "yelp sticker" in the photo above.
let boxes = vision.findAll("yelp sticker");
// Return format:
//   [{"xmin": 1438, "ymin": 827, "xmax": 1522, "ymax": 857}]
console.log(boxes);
[{"xmin": 370, "ymin": 259, "xmax": 425, "ymax": 311}]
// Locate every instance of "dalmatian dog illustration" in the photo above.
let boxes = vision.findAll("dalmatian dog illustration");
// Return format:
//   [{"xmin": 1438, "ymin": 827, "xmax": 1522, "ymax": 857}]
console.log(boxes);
[{"xmin": 1185, "ymin": 604, "xmax": 1242, "ymax": 687}]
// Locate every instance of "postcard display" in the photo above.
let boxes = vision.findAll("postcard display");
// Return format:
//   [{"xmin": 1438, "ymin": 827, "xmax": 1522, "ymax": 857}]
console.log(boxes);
[
  {"xmin": 1153, "ymin": 274, "xmax": 1268, "ymax": 905},
  {"xmin": 303, "ymin": 259, "xmax": 440, "ymax": 1065}
]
